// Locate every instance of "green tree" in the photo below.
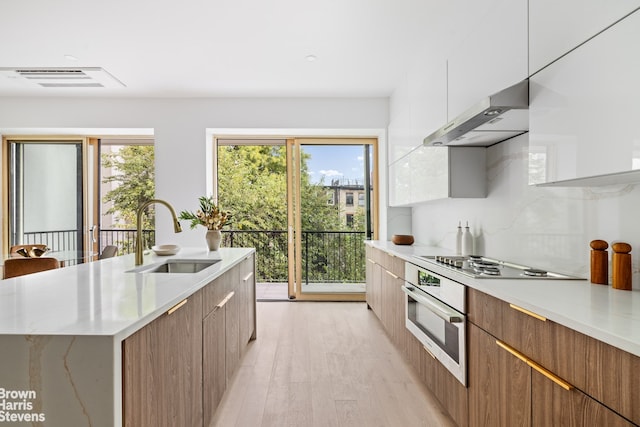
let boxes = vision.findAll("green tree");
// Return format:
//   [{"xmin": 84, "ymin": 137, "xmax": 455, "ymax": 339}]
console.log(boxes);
[
  {"xmin": 101, "ymin": 145, "xmax": 155, "ymax": 228},
  {"xmin": 218, "ymin": 145, "xmax": 348, "ymax": 282},
  {"xmin": 217, "ymin": 145, "xmax": 341, "ymax": 231}
]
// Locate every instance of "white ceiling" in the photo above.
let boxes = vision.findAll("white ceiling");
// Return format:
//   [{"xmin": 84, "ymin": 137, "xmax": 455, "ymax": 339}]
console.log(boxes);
[{"xmin": 0, "ymin": 0, "xmax": 439, "ymax": 98}]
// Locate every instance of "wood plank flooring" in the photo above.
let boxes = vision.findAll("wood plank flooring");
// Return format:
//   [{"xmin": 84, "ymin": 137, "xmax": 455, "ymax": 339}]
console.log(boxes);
[{"xmin": 210, "ymin": 301, "xmax": 456, "ymax": 427}]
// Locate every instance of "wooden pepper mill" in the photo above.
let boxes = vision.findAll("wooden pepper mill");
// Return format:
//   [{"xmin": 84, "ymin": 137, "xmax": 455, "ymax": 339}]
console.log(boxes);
[
  {"xmin": 612, "ymin": 242, "xmax": 632, "ymax": 290},
  {"xmin": 590, "ymin": 240, "xmax": 609, "ymax": 285}
]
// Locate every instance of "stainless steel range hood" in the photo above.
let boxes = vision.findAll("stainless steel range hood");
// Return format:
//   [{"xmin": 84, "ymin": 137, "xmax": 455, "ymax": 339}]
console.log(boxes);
[{"xmin": 424, "ymin": 79, "xmax": 529, "ymax": 147}]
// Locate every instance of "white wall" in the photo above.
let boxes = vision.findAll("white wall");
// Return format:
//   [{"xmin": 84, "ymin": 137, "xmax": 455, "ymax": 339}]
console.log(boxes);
[{"xmin": 0, "ymin": 97, "xmax": 388, "ymax": 247}]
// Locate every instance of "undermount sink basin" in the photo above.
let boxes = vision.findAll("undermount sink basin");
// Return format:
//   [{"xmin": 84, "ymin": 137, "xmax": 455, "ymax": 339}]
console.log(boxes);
[{"xmin": 127, "ymin": 259, "xmax": 220, "ymax": 274}]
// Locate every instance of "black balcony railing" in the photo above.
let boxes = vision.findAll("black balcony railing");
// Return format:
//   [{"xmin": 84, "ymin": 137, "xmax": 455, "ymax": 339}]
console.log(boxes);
[
  {"xmin": 23, "ymin": 228, "xmax": 366, "ymax": 285},
  {"xmin": 22, "ymin": 230, "xmax": 80, "ymax": 252},
  {"xmin": 223, "ymin": 230, "xmax": 366, "ymax": 284},
  {"xmin": 22, "ymin": 229, "xmax": 155, "ymax": 257},
  {"xmin": 100, "ymin": 229, "xmax": 155, "ymax": 255}
]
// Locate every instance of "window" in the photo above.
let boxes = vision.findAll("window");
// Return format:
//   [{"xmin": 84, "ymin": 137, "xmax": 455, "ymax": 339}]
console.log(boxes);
[
  {"xmin": 327, "ymin": 190, "xmax": 335, "ymax": 205},
  {"xmin": 346, "ymin": 214, "xmax": 354, "ymax": 227},
  {"xmin": 358, "ymin": 193, "xmax": 365, "ymax": 207},
  {"xmin": 345, "ymin": 192, "xmax": 354, "ymax": 206}
]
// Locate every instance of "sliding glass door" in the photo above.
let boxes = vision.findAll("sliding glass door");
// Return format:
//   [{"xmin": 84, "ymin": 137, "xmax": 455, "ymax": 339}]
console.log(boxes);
[
  {"xmin": 288, "ymin": 138, "xmax": 377, "ymax": 300},
  {"xmin": 216, "ymin": 137, "xmax": 378, "ymax": 301}
]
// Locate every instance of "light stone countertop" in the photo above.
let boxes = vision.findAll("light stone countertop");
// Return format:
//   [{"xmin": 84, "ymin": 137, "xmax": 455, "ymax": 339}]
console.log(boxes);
[
  {"xmin": 0, "ymin": 247, "xmax": 254, "ymax": 340},
  {"xmin": 368, "ymin": 240, "xmax": 640, "ymax": 358}
]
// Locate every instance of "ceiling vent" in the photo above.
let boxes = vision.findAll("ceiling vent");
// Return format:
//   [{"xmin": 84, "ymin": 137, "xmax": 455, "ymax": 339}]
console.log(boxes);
[{"xmin": 0, "ymin": 67, "xmax": 125, "ymax": 88}]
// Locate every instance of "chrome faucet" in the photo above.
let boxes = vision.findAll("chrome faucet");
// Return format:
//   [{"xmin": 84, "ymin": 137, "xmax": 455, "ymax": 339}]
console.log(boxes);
[{"xmin": 135, "ymin": 199, "xmax": 182, "ymax": 265}]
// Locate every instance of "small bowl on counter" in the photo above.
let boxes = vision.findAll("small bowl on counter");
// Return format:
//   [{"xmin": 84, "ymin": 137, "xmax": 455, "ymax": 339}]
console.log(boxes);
[
  {"xmin": 151, "ymin": 244, "xmax": 181, "ymax": 256},
  {"xmin": 391, "ymin": 234, "xmax": 414, "ymax": 245}
]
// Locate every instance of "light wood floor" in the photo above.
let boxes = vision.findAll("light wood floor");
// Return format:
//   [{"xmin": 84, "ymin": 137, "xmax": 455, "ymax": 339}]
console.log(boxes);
[{"xmin": 211, "ymin": 301, "xmax": 456, "ymax": 427}]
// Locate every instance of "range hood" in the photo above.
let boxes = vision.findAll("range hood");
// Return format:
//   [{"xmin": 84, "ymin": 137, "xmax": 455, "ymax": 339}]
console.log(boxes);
[{"xmin": 424, "ymin": 79, "xmax": 529, "ymax": 147}]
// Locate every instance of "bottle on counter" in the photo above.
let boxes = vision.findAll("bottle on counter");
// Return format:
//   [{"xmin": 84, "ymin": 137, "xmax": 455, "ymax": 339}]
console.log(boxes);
[
  {"xmin": 612, "ymin": 242, "xmax": 632, "ymax": 290},
  {"xmin": 590, "ymin": 240, "xmax": 609, "ymax": 285},
  {"xmin": 462, "ymin": 222, "xmax": 473, "ymax": 256},
  {"xmin": 456, "ymin": 222, "xmax": 462, "ymax": 255}
]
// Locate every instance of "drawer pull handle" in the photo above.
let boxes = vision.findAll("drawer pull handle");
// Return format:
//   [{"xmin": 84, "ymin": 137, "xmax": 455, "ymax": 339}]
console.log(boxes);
[
  {"xmin": 495, "ymin": 340, "xmax": 529, "ymax": 364},
  {"xmin": 243, "ymin": 272, "xmax": 254, "ymax": 282},
  {"xmin": 423, "ymin": 345, "xmax": 436, "ymax": 359},
  {"xmin": 217, "ymin": 291, "xmax": 235, "ymax": 309},
  {"xmin": 496, "ymin": 340, "xmax": 573, "ymax": 391},
  {"xmin": 385, "ymin": 270, "xmax": 399, "ymax": 279},
  {"xmin": 167, "ymin": 299, "xmax": 188, "ymax": 315},
  {"xmin": 527, "ymin": 359, "xmax": 573, "ymax": 391},
  {"xmin": 509, "ymin": 304, "xmax": 547, "ymax": 321}
]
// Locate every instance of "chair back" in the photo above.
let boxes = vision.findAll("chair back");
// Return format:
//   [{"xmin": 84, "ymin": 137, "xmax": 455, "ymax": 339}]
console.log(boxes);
[
  {"xmin": 4, "ymin": 257, "xmax": 60, "ymax": 279},
  {"xmin": 99, "ymin": 245, "xmax": 118, "ymax": 259}
]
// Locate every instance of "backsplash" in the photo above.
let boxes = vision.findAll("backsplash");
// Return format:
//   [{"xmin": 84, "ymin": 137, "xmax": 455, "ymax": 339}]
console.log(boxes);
[{"xmin": 411, "ymin": 133, "xmax": 640, "ymax": 289}]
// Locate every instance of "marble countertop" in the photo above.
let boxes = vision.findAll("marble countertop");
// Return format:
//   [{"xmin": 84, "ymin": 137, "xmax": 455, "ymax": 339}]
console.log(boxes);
[
  {"xmin": 368, "ymin": 240, "xmax": 640, "ymax": 358},
  {"xmin": 0, "ymin": 247, "xmax": 254, "ymax": 340}
]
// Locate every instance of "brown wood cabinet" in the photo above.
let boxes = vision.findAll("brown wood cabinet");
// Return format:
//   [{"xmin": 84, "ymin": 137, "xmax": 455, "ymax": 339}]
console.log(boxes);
[
  {"xmin": 531, "ymin": 368, "xmax": 634, "ymax": 427},
  {"xmin": 123, "ymin": 291, "xmax": 204, "ymax": 427},
  {"xmin": 366, "ymin": 255, "xmax": 382, "ymax": 315},
  {"xmin": 468, "ymin": 287, "xmax": 639, "ymax": 427},
  {"xmin": 238, "ymin": 254, "xmax": 257, "ymax": 345},
  {"xmin": 123, "ymin": 253, "xmax": 257, "ymax": 427},
  {"xmin": 203, "ymin": 303, "xmax": 226, "ymax": 424},
  {"xmin": 365, "ymin": 245, "xmax": 467, "ymax": 427},
  {"xmin": 468, "ymin": 323, "xmax": 531, "ymax": 427}
]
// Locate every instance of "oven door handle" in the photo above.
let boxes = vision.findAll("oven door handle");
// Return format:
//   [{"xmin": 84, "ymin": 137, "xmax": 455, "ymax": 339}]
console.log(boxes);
[{"xmin": 401, "ymin": 285, "xmax": 464, "ymax": 323}]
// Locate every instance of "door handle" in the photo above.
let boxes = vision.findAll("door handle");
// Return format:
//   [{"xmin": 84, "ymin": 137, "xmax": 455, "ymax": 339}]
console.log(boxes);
[
  {"xmin": 496, "ymin": 339, "xmax": 573, "ymax": 391},
  {"xmin": 167, "ymin": 299, "xmax": 188, "ymax": 315},
  {"xmin": 401, "ymin": 285, "xmax": 464, "ymax": 323}
]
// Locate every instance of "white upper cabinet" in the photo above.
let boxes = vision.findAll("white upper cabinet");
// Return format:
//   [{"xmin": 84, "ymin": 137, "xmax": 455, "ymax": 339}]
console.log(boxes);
[
  {"xmin": 529, "ymin": 0, "xmax": 640, "ymax": 74},
  {"xmin": 408, "ymin": 58, "xmax": 447, "ymax": 152},
  {"xmin": 447, "ymin": 0, "xmax": 528, "ymax": 120},
  {"xmin": 388, "ymin": 59, "xmax": 447, "ymax": 164},
  {"xmin": 389, "ymin": 146, "xmax": 486, "ymax": 206},
  {"xmin": 388, "ymin": 150, "xmax": 412, "ymax": 206},
  {"xmin": 529, "ymin": 10, "xmax": 640, "ymax": 186},
  {"xmin": 388, "ymin": 80, "xmax": 415, "ymax": 165}
]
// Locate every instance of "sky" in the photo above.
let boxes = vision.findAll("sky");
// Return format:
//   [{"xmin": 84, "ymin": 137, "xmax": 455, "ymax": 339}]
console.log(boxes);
[{"xmin": 302, "ymin": 145, "xmax": 368, "ymax": 184}]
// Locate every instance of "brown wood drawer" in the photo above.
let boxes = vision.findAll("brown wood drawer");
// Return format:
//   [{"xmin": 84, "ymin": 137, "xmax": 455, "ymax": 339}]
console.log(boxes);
[
  {"xmin": 202, "ymin": 266, "xmax": 237, "ymax": 316},
  {"xmin": 467, "ymin": 287, "xmax": 503, "ymax": 339},
  {"xmin": 366, "ymin": 245, "xmax": 383, "ymax": 265},
  {"xmin": 502, "ymin": 301, "xmax": 640, "ymax": 425},
  {"xmin": 366, "ymin": 245, "xmax": 405, "ymax": 278}
]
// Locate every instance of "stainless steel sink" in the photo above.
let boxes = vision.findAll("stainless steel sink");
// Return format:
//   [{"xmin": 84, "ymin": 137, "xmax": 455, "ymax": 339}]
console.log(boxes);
[{"xmin": 127, "ymin": 259, "xmax": 220, "ymax": 274}]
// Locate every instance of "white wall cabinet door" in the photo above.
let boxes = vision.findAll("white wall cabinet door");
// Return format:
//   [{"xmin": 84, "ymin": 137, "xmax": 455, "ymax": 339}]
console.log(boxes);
[
  {"xmin": 447, "ymin": 0, "xmax": 528, "ymax": 120},
  {"xmin": 529, "ymin": 10, "xmax": 640, "ymax": 186},
  {"xmin": 389, "ymin": 146, "xmax": 486, "ymax": 205},
  {"xmin": 388, "ymin": 153, "xmax": 412, "ymax": 206},
  {"xmin": 529, "ymin": 0, "xmax": 640, "ymax": 74},
  {"xmin": 388, "ymin": 59, "xmax": 447, "ymax": 165},
  {"xmin": 388, "ymin": 80, "xmax": 416, "ymax": 165}
]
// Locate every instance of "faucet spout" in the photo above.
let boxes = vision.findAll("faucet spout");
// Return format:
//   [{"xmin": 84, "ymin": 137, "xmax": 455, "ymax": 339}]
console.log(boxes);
[{"xmin": 135, "ymin": 199, "xmax": 182, "ymax": 265}]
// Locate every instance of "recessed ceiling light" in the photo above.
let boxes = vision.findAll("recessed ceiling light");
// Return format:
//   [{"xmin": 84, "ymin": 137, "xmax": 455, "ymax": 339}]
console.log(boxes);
[
  {"xmin": 305, "ymin": 54, "xmax": 317, "ymax": 62},
  {"xmin": 64, "ymin": 54, "xmax": 78, "ymax": 61}
]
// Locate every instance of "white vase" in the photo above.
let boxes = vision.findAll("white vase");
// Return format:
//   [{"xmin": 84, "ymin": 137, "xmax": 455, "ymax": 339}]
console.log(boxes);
[{"xmin": 205, "ymin": 229, "xmax": 222, "ymax": 251}]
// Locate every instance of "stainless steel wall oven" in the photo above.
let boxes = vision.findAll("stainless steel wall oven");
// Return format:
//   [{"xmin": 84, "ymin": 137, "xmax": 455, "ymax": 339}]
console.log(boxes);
[{"xmin": 402, "ymin": 262, "xmax": 467, "ymax": 386}]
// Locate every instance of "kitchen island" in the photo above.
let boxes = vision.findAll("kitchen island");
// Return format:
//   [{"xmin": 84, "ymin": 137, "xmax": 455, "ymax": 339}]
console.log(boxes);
[{"xmin": 0, "ymin": 247, "xmax": 256, "ymax": 427}]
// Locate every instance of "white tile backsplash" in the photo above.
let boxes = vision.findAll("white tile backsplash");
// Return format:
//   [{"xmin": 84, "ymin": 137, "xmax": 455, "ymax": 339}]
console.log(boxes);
[{"xmin": 411, "ymin": 134, "xmax": 640, "ymax": 288}]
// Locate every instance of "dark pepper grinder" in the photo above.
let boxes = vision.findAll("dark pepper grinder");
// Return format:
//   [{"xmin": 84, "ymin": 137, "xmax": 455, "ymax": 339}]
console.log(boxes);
[
  {"xmin": 612, "ymin": 242, "xmax": 632, "ymax": 290},
  {"xmin": 590, "ymin": 240, "xmax": 609, "ymax": 285}
]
